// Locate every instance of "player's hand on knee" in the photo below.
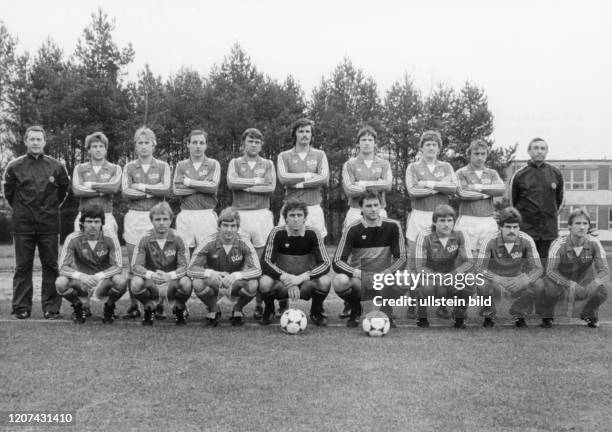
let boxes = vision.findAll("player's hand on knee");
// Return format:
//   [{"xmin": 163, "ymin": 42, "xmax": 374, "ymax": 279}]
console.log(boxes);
[
  {"xmin": 151, "ymin": 271, "xmax": 166, "ymax": 284},
  {"xmin": 82, "ymin": 275, "xmax": 99, "ymax": 289},
  {"xmin": 288, "ymin": 285, "xmax": 300, "ymax": 300},
  {"xmin": 209, "ymin": 270, "xmax": 224, "ymax": 286}
]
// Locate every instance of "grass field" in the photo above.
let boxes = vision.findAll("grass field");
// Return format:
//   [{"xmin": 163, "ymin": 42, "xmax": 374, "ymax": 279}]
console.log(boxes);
[{"xmin": 1, "ymin": 244, "xmax": 612, "ymax": 431}]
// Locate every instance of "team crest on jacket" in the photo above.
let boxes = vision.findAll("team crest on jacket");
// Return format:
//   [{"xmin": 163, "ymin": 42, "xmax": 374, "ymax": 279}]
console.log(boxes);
[
  {"xmin": 510, "ymin": 252, "xmax": 522, "ymax": 259},
  {"xmin": 230, "ymin": 253, "xmax": 243, "ymax": 263},
  {"xmin": 149, "ymin": 172, "xmax": 160, "ymax": 181},
  {"xmin": 446, "ymin": 244, "xmax": 458, "ymax": 253},
  {"xmin": 164, "ymin": 249, "xmax": 176, "ymax": 258},
  {"xmin": 100, "ymin": 173, "xmax": 110, "ymax": 181},
  {"xmin": 254, "ymin": 168, "xmax": 265, "ymax": 176},
  {"xmin": 434, "ymin": 171, "xmax": 444, "ymax": 179},
  {"xmin": 96, "ymin": 248, "xmax": 108, "ymax": 257},
  {"xmin": 306, "ymin": 159, "xmax": 317, "ymax": 168},
  {"xmin": 284, "ymin": 243, "xmax": 290, "ymax": 248}
]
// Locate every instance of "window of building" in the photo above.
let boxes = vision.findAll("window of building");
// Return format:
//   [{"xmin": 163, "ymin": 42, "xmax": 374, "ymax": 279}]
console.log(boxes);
[
  {"xmin": 559, "ymin": 205, "xmax": 598, "ymax": 229},
  {"xmin": 562, "ymin": 169, "xmax": 598, "ymax": 190}
]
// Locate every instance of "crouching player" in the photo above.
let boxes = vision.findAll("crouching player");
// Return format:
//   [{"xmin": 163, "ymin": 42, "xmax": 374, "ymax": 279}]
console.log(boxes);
[
  {"xmin": 540, "ymin": 209, "xmax": 609, "ymax": 328},
  {"xmin": 414, "ymin": 205, "xmax": 473, "ymax": 328},
  {"xmin": 187, "ymin": 208, "xmax": 261, "ymax": 327},
  {"xmin": 56, "ymin": 204, "xmax": 126, "ymax": 323},
  {"xmin": 333, "ymin": 191, "xmax": 406, "ymax": 328},
  {"xmin": 260, "ymin": 199, "xmax": 331, "ymax": 326},
  {"xmin": 475, "ymin": 207, "xmax": 543, "ymax": 327},
  {"xmin": 130, "ymin": 202, "xmax": 191, "ymax": 325}
]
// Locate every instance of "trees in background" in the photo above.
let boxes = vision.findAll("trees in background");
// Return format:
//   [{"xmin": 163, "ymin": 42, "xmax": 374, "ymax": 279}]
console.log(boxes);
[{"xmin": 0, "ymin": 11, "xmax": 514, "ymax": 243}]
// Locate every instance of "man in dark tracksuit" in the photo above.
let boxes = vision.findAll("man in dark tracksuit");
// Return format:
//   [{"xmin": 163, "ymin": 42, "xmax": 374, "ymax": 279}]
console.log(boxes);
[
  {"xmin": 509, "ymin": 138, "xmax": 564, "ymax": 266},
  {"xmin": 2, "ymin": 125, "xmax": 70, "ymax": 319}
]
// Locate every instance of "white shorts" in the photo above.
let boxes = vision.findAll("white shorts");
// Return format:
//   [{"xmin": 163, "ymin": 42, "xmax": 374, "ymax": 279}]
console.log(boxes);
[
  {"xmin": 238, "ymin": 209, "xmax": 274, "ymax": 248},
  {"xmin": 278, "ymin": 204, "xmax": 327, "ymax": 238},
  {"xmin": 405, "ymin": 209, "xmax": 433, "ymax": 241},
  {"xmin": 123, "ymin": 210, "xmax": 153, "ymax": 246},
  {"xmin": 74, "ymin": 212, "xmax": 118, "ymax": 235},
  {"xmin": 343, "ymin": 207, "xmax": 388, "ymax": 229},
  {"xmin": 455, "ymin": 215, "xmax": 498, "ymax": 252},
  {"xmin": 176, "ymin": 209, "xmax": 218, "ymax": 248}
]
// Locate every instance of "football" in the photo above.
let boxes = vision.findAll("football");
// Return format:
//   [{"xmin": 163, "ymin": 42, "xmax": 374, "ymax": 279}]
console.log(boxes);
[
  {"xmin": 362, "ymin": 311, "xmax": 391, "ymax": 337},
  {"xmin": 280, "ymin": 308, "xmax": 308, "ymax": 335}
]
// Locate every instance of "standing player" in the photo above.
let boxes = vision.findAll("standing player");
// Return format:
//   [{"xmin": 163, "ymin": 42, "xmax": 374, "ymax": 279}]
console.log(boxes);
[
  {"xmin": 332, "ymin": 191, "xmax": 406, "ymax": 328},
  {"xmin": 342, "ymin": 125, "xmax": 392, "ymax": 227},
  {"xmin": 188, "ymin": 208, "xmax": 262, "ymax": 327},
  {"xmin": 413, "ymin": 205, "xmax": 473, "ymax": 328},
  {"xmin": 56, "ymin": 204, "xmax": 126, "ymax": 323},
  {"xmin": 72, "ymin": 132, "xmax": 122, "ymax": 234},
  {"xmin": 277, "ymin": 118, "xmax": 329, "ymax": 238},
  {"xmin": 173, "ymin": 129, "xmax": 220, "ymax": 251},
  {"xmin": 3, "ymin": 125, "xmax": 70, "ymax": 319},
  {"xmin": 340, "ymin": 126, "xmax": 393, "ymax": 319},
  {"xmin": 509, "ymin": 137, "xmax": 564, "ymax": 265},
  {"xmin": 122, "ymin": 127, "xmax": 172, "ymax": 319},
  {"xmin": 259, "ymin": 199, "xmax": 331, "ymax": 326},
  {"xmin": 455, "ymin": 139, "xmax": 505, "ymax": 253},
  {"xmin": 130, "ymin": 202, "xmax": 192, "ymax": 325},
  {"xmin": 226, "ymin": 128, "xmax": 276, "ymax": 319},
  {"xmin": 540, "ymin": 209, "xmax": 609, "ymax": 328},
  {"xmin": 475, "ymin": 207, "xmax": 543, "ymax": 327},
  {"xmin": 405, "ymin": 130, "xmax": 458, "ymax": 319}
]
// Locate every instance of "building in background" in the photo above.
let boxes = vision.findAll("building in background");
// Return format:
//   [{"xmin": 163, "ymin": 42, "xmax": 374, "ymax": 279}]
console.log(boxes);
[{"xmin": 507, "ymin": 159, "xmax": 612, "ymax": 241}]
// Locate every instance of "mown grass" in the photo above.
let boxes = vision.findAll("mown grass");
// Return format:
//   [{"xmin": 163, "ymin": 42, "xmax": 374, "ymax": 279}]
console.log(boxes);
[{"xmin": 2, "ymin": 300, "xmax": 611, "ymax": 432}]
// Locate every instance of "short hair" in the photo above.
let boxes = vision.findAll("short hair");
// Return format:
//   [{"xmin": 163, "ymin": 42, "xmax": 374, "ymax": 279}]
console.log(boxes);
[
  {"xmin": 291, "ymin": 118, "xmax": 314, "ymax": 143},
  {"xmin": 568, "ymin": 208, "xmax": 591, "ymax": 226},
  {"xmin": 432, "ymin": 204, "xmax": 456, "ymax": 223},
  {"xmin": 24, "ymin": 125, "xmax": 46, "ymax": 141},
  {"xmin": 134, "ymin": 127, "xmax": 156, "ymax": 145},
  {"xmin": 466, "ymin": 139, "xmax": 489, "ymax": 157},
  {"xmin": 85, "ymin": 132, "xmax": 109, "ymax": 150},
  {"xmin": 149, "ymin": 202, "xmax": 174, "ymax": 221},
  {"xmin": 188, "ymin": 129, "xmax": 208, "ymax": 142},
  {"xmin": 497, "ymin": 207, "xmax": 522, "ymax": 227},
  {"xmin": 218, "ymin": 207, "xmax": 240, "ymax": 228},
  {"xmin": 527, "ymin": 137, "xmax": 547, "ymax": 150},
  {"xmin": 357, "ymin": 125, "xmax": 377, "ymax": 143},
  {"xmin": 79, "ymin": 204, "xmax": 106, "ymax": 229},
  {"xmin": 282, "ymin": 199, "xmax": 308, "ymax": 220},
  {"xmin": 359, "ymin": 190, "xmax": 381, "ymax": 207},
  {"xmin": 418, "ymin": 130, "xmax": 442, "ymax": 148},
  {"xmin": 241, "ymin": 128, "xmax": 263, "ymax": 144}
]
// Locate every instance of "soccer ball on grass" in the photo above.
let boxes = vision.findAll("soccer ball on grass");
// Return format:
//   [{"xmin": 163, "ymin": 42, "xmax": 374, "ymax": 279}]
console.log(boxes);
[
  {"xmin": 362, "ymin": 311, "xmax": 391, "ymax": 337},
  {"xmin": 280, "ymin": 308, "xmax": 307, "ymax": 335}
]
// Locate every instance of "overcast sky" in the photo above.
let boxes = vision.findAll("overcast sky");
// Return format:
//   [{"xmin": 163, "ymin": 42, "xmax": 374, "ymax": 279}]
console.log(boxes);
[{"xmin": 2, "ymin": 0, "xmax": 611, "ymax": 159}]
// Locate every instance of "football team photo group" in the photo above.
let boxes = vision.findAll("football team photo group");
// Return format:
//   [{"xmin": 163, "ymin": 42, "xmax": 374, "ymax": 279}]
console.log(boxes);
[
  {"xmin": 2, "ymin": 3, "xmax": 611, "ymax": 431},
  {"xmin": 4, "ymin": 122, "xmax": 609, "ymax": 332}
]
